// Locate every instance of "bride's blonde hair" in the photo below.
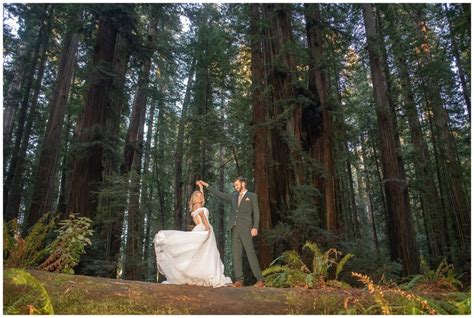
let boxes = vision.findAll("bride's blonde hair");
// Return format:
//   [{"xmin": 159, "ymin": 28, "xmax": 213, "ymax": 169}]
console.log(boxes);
[{"xmin": 188, "ymin": 190, "xmax": 205, "ymax": 211}]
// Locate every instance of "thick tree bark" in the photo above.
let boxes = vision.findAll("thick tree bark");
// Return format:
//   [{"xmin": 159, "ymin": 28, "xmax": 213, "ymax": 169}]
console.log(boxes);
[
  {"xmin": 363, "ymin": 4, "xmax": 420, "ymax": 275},
  {"xmin": 66, "ymin": 15, "xmax": 120, "ymax": 218},
  {"xmin": 304, "ymin": 3, "xmax": 337, "ymax": 231},
  {"xmin": 174, "ymin": 57, "xmax": 196, "ymax": 230},
  {"xmin": 261, "ymin": 4, "xmax": 298, "ymax": 221},
  {"xmin": 4, "ymin": 5, "xmax": 49, "ymax": 218},
  {"xmin": 250, "ymin": 3, "xmax": 273, "ymax": 268},
  {"xmin": 5, "ymin": 12, "xmax": 52, "ymax": 223},
  {"xmin": 123, "ymin": 21, "xmax": 157, "ymax": 281},
  {"xmin": 27, "ymin": 32, "xmax": 80, "ymax": 228}
]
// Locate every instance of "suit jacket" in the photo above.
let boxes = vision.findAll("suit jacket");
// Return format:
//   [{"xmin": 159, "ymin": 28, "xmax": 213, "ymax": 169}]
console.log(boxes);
[{"xmin": 207, "ymin": 186, "xmax": 260, "ymax": 232}]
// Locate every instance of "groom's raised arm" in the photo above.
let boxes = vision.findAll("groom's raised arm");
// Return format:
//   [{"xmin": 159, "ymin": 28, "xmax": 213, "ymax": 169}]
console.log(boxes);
[{"xmin": 201, "ymin": 181, "xmax": 232, "ymax": 202}]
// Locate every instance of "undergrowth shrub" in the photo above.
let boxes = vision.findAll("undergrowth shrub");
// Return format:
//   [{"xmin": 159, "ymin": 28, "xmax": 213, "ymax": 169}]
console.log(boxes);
[{"xmin": 263, "ymin": 241, "xmax": 353, "ymax": 288}]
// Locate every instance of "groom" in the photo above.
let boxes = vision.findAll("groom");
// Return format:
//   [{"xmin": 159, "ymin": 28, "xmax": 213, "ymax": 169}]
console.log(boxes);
[{"xmin": 197, "ymin": 177, "xmax": 264, "ymax": 288}]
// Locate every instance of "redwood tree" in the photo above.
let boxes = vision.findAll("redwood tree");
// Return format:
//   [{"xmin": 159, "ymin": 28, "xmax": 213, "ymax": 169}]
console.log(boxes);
[
  {"xmin": 304, "ymin": 3, "xmax": 338, "ymax": 231},
  {"xmin": 250, "ymin": 3, "xmax": 273, "ymax": 268},
  {"xmin": 27, "ymin": 21, "xmax": 80, "ymax": 228},
  {"xmin": 362, "ymin": 3, "xmax": 420, "ymax": 275},
  {"xmin": 66, "ymin": 5, "xmax": 135, "ymax": 219}
]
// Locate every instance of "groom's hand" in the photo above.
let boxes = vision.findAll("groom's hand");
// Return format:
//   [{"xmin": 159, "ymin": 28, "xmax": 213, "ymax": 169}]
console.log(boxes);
[{"xmin": 251, "ymin": 228, "xmax": 258, "ymax": 237}]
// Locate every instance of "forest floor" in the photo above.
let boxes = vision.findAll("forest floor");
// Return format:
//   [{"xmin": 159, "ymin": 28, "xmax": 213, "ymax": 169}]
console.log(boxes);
[{"xmin": 3, "ymin": 269, "xmax": 469, "ymax": 314}]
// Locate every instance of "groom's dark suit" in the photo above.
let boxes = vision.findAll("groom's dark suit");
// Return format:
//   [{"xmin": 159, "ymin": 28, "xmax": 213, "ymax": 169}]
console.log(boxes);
[{"xmin": 207, "ymin": 185, "xmax": 263, "ymax": 282}]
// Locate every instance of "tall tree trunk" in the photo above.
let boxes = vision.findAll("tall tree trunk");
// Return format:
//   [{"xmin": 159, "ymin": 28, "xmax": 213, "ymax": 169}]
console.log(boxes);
[
  {"xmin": 57, "ymin": 111, "xmax": 72, "ymax": 216},
  {"xmin": 412, "ymin": 6, "xmax": 470, "ymax": 264},
  {"xmin": 385, "ymin": 5, "xmax": 449, "ymax": 266},
  {"xmin": 360, "ymin": 134, "xmax": 381, "ymax": 259},
  {"xmin": 345, "ymin": 141, "xmax": 359, "ymax": 238},
  {"xmin": 362, "ymin": 4, "xmax": 420, "ymax": 275},
  {"xmin": 424, "ymin": 88, "xmax": 457, "ymax": 265},
  {"xmin": 217, "ymin": 144, "xmax": 226, "ymax": 258},
  {"xmin": 189, "ymin": 10, "xmax": 212, "ymax": 189},
  {"xmin": 101, "ymin": 31, "xmax": 132, "ymax": 278},
  {"xmin": 3, "ymin": 64, "xmax": 24, "ymax": 146},
  {"xmin": 155, "ymin": 105, "xmax": 167, "ymax": 230},
  {"xmin": 66, "ymin": 12, "xmax": 121, "ymax": 219},
  {"xmin": 261, "ymin": 4, "xmax": 298, "ymax": 222},
  {"xmin": 5, "ymin": 12, "xmax": 52, "ymax": 223},
  {"xmin": 174, "ymin": 57, "xmax": 196, "ymax": 230},
  {"xmin": 444, "ymin": 4, "xmax": 470, "ymax": 120},
  {"xmin": 122, "ymin": 21, "xmax": 157, "ymax": 281},
  {"xmin": 4, "ymin": 5, "xmax": 49, "ymax": 218},
  {"xmin": 250, "ymin": 3, "xmax": 273, "ymax": 268},
  {"xmin": 27, "ymin": 31, "xmax": 80, "ymax": 228},
  {"xmin": 304, "ymin": 3, "xmax": 338, "ymax": 231},
  {"xmin": 376, "ymin": 10, "xmax": 409, "ymax": 187},
  {"xmin": 142, "ymin": 95, "xmax": 157, "ymax": 281}
]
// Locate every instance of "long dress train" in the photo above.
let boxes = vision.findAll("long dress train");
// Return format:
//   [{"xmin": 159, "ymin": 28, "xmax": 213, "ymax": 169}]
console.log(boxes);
[{"xmin": 153, "ymin": 207, "xmax": 232, "ymax": 287}]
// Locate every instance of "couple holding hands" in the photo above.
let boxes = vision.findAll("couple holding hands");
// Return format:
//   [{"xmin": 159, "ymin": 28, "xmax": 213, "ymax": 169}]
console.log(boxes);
[{"xmin": 153, "ymin": 177, "xmax": 265, "ymax": 288}]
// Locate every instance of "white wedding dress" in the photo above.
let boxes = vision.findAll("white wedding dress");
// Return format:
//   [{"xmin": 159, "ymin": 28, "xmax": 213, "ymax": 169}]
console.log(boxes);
[{"xmin": 153, "ymin": 207, "xmax": 232, "ymax": 287}]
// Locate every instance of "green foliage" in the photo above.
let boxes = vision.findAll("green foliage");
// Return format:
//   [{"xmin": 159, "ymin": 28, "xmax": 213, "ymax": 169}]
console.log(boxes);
[
  {"xmin": 336, "ymin": 252, "xmax": 354, "ymax": 280},
  {"xmin": 263, "ymin": 241, "xmax": 353, "ymax": 288},
  {"xmin": 39, "ymin": 213, "xmax": 94, "ymax": 274},
  {"xmin": 4, "ymin": 268, "xmax": 54, "ymax": 314},
  {"xmin": 3, "ymin": 213, "xmax": 57, "ymax": 268},
  {"xmin": 351, "ymin": 271, "xmax": 470, "ymax": 315},
  {"xmin": 400, "ymin": 258, "xmax": 463, "ymax": 292}
]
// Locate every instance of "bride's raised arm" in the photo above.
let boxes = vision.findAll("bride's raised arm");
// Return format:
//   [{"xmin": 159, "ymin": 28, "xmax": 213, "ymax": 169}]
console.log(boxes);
[{"xmin": 198, "ymin": 182, "xmax": 205, "ymax": 201}]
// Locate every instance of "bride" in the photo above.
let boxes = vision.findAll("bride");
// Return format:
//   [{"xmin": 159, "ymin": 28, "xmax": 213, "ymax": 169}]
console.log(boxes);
[{"xmin": 153, "ymin": 182, "xmax": 232, "ymax": 287}]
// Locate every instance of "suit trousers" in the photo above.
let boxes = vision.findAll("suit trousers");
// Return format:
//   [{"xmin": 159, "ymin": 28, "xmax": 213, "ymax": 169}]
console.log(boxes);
[{"xmin": 231, "ymin": 225, "xmax": 263, "ymax": 282}]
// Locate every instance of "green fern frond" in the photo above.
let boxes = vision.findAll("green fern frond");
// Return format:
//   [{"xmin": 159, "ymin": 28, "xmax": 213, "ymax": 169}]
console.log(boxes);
[
  {"xmin": 263, "ymin": 264, "xmax": 286, "ymax": 276},
  {"xmin": 4, "ymin": 269, "xmax": 54, "ymax": 314},
  {"xmin": 23, "ymin": 212, "xmax": 58, "ymax": 265},
  {"xmin": 435, "ymin": 258, "xmax": 448, "ymax": 277},
  {"xmin": 303, "ymin": 241, "xmax": 323, "ymax": 259},
  {"xmin": 400, "ymin": 274, "xmax": 424, "ymax": 290},
  {"xmin": 281, "ymin": 250, "xmax": 308, "ymax": 272},
  {"xmin": 335, "ymin": 253, "xmax": 353, "ymax": 280}
]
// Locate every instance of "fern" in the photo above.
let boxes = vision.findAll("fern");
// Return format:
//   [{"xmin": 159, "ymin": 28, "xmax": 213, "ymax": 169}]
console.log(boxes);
[
  {"xmin": 262, "ymin": 264, "xmax": 286, "ymax": 276},
  {"xmin": 336, "ymin": 253, "xmax": 354, "ymax": 280},
  {"xmin": 400, "ymin": 259, "xmax": 463, "ymax": 291},
  {"xmin": 4, "ymin": 213, "xmax": 57, "ymax": 268},
  {"xmin": 263, "ymin": 242, "xmax": 353, "ymax": 288},
  {"xmin": 39, "ymin": 213, "xmax": 93, "ymax": 274},
  {"xmin": 4, "ymin": 268, "xmax": 54, "ymax": 314}
]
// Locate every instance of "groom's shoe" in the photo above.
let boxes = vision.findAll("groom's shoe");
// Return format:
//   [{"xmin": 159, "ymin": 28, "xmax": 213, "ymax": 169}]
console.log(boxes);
[
  {"xmin": 232, "ymin": 281, "xmax": 243, "ymax": 288},
  {"xmin": 253, "ymin": 280, "xmax": 265, "ymax": 288}
]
